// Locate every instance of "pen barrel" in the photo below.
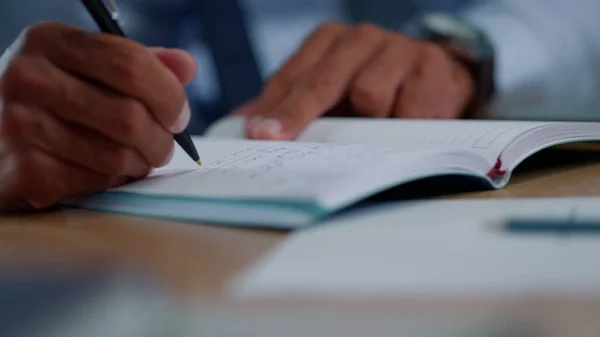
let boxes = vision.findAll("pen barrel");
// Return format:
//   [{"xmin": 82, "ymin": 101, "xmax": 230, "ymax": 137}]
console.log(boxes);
[
  {"xmin": 81, "ymin": 0, "xmax": 126, "ymax": 36},
  {"xmin": 506, "ymin": 220, "xmax": 600, "ymax": 234}
]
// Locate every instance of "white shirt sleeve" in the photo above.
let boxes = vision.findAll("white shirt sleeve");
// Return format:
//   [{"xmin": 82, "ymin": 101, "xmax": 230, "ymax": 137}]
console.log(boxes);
[{"xmin": 460, "ymin": 0, "xmax": 600, "ymax": 109}]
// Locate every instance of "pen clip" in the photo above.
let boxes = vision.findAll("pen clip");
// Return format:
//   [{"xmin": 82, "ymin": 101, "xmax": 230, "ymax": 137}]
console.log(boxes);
[{"xmin": 104, "ymin": 0, "xmax": 124, "ymax": 25}]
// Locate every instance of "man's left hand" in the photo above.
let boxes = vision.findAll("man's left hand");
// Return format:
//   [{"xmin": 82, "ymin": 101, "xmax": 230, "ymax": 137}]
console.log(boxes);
[{"xmin": 234, "ymin": 22, "xmax": 474, "ymax": 140}]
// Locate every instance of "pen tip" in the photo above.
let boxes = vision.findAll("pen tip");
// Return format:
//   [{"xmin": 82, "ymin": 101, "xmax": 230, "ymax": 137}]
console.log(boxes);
[{"xmin": 196, "ymin": 159, "xmax": 202, "ymax": 167}]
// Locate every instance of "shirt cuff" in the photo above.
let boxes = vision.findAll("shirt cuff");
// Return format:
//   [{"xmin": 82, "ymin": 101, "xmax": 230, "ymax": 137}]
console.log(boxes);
[
  {"xmin": 460, "ymin": 3, "xmax": 555, "ymax": 106},
  {"xmin": 461, "ymin": 2, "xmax": 598, "ymax": 112}
]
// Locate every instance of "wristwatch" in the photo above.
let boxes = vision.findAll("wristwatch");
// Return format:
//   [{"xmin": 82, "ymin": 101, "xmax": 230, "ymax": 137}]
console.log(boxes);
[{"xmin": 403, "ymin": 13, "xmax": 496, "ymax": 117}]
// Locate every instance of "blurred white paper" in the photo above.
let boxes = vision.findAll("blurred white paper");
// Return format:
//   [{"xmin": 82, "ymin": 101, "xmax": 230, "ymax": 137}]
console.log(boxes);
[{"xmin": 231, "ymin": 198, "xmax": 600, "ymax": 299}]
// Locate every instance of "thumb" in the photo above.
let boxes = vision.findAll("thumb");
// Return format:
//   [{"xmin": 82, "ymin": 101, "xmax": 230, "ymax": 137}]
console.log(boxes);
[{"xmin": 149, "ymin": 47, "xmax": 197, "ymax": 85}]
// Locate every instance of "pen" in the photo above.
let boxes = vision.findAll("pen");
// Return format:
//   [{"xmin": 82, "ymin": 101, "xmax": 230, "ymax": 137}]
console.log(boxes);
[
  {"xmin": 503, "ymin": 219, "xmax": 600, "ymax": 235},
  {"xmin": 80, "ymin": 0, "xmax": 201, "ymax": 166}
]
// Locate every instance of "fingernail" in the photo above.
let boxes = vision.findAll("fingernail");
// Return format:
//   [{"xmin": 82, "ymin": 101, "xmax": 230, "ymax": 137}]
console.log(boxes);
[
  {"xmin": 160, "ymin": 144, "xmax": 175, "ymax": 167},
  {"xmin": 172, "ymin": 100, "xmax": 191, "ymax": 133},
  {"xmin": 254, "ymin": 118, "xmax": 283, "ymax": 139},
  {"xmin": 247, "ymin": 116, "xmax": 263, "ymax": 137}
]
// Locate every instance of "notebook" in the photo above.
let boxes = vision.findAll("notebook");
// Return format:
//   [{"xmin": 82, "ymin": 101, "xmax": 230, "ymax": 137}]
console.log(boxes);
[
  {"xmin": 230, "ymin": 197, "xmax": 600, "ymax": 299},
  {"xmin": 64, "ymin": 117, "xmax": 600, "ymax": 228}
]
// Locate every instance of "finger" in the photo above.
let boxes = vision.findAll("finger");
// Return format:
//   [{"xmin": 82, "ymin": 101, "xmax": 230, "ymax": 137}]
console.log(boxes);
[
  {"xmin": 0, "ymin": 150, "xmax": 121, "ymax": 210},
  {"xmin": 441, "ymin": 61, "xmax": 475, "ymax": 118},
  {"xmin": 231, "ymin": 99, "xmax": 259, "ymax": 117},
  {"xmin": 238, "ymin": 22, "xmax": 348, "ymax": 123},
  {"xmin": 150, "ymin": 47, "xmax": 198, "ymax": 86},
  {"xmin": 252, "ymin": 24, "xmax": 388, "ymax": 140},
  {"xmin": 1, "ymin": 55, "xmax": 174, "ymax": 168},
  {"xmin": 349, "ymin": 35, "xmax": 419, "ymax": 118},
  {"xmin": 324, "ymin": 98, "xmax": 354, "ymax": 117},
  {"xmin": 394, "ymin": 44, "xmax": 456, "ymax": 119},
  {"xmin": 1, "ymin": 102, "xmax": 154, "ymax": 178},
  {"xmin": 22, "ymin": 23, "xmax": 188, "ymax": 133}
]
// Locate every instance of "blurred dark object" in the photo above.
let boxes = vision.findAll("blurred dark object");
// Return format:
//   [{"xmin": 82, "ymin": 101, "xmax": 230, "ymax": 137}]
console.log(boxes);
[{"xmin": 0, "ymin": 269, "xmax": 173, "ymax": 337}]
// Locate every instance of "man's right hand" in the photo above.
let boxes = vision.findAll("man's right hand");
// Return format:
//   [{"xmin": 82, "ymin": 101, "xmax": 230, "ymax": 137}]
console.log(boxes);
[{"xmin": 0, "ymin": 22, "xmax": 197, "ymax": 211}]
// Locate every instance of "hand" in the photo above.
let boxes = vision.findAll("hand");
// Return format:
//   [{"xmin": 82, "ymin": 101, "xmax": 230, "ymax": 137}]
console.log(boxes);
[
  {"xmin": 0, "ymin": 22, "xmax": 197, "ymax": 211},
  {"xmin": 235, "ymin": 22, "xmax": 474, "ymax": 140}
]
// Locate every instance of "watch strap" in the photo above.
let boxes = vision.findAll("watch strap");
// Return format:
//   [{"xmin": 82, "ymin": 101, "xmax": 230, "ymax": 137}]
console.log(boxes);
[{"xmin": 403, "ymin": 14, "xmax": 496, "ymax": 117}]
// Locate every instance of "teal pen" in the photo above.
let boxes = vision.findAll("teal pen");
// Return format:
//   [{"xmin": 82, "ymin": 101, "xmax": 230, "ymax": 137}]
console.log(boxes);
[{"xmin": 504, "ymin": 219, "xmax": 600, "ymax": 235}]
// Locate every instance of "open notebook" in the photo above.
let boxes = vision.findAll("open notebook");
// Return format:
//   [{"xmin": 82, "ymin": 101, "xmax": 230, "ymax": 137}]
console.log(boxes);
[{"xmin": 64, "ymin": 117, "xmax": 600, "ymax": 228}]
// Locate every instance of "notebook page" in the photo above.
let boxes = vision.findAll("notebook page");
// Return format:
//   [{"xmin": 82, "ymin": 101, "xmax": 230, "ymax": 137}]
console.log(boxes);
[
  {"xmin": 205, "ymin": 117, "xmax": 554, "ymax": 165},
  {"xmin": 111, "ymin": 138, "xmax": 455, "ymax": 205},
  {"xmin": 232, "ymin": 198, "xmax": 600, "ymax": 298},
  {"xmin": 297, "ymin": 119, "xmax": 554, "ymax": 165}
]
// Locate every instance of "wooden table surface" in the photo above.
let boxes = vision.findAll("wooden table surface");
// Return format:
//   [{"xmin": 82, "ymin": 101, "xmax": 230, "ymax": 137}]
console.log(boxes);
[{"xmin": 2, "ymin": 148, "xmax": 600, "ymax": 335}]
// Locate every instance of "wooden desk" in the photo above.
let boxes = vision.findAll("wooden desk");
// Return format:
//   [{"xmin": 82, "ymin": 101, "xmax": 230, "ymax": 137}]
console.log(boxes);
[{"xmin": 2, "ymin": 149, "xmax": 600, "ymax": 335}]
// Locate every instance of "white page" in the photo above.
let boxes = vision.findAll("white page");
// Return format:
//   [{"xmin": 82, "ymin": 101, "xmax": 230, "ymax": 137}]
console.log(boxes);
[
  {"xmin": 205, "ymin": 117, "xmax": 553, "ymax": 165},
  {"xmin": 231, "ymin": 197, "xmax": 600, "ymax": 298},
  {"xmin": 111, "ymin": 138, "xmax": 468, "ymax": 207}
]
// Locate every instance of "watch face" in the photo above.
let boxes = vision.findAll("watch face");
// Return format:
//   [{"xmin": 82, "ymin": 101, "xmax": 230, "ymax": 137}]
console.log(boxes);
[
  {"xmin": 422, "ymin": 13, "xmax": 480, "ymax": 41},
  {"xmin": 419, "ymin": 13, "xmax": 493, "ymax": 59}
]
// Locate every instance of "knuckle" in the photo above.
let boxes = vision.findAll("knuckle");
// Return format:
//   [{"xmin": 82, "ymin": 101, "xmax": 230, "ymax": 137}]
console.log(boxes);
[
  {"xmin": 1, "ymin": 58, "xmax": 37, "ymax": 97},
  {"xmin": 53, "ymin": 77, "xmax": 87, "ymax": 110},
  {"xmin": 423, "ymin": 43, "xmax": 451, "ymax": 65},
  {"xmin": 269, "ymin": 71, "xmax": 295, "ymax": 91},
  {"xmin": 315, "ymin": 22, "xmax": 347, "ymax": 36},
  {"xmin": 113, "ymin": 99, "xmax": 146, "ymax": 141},
  {"xmin": 352, "ymin": 23, "xmax": 383, "ymax": 39},
  {"xmin": 105, "ymin": 46, "xmax": 150, "ymax": 85},
  {"xmin": 20, "ymin": 22, "xmax": 60, "ymax": 44},
  {"xmin": 350, "ymin": 84, "xmax": 388, "ymax": 115},
  {"xmin": 0, "ymin": 104, "xmax": 43, "ymax": 143},
  {"xmin": 307, "ymin": 70, "xmax": 338, "ymax": 98},
  {"xmin": 388, "ymin": 34, "xmax": 416, "ymax": 54},
  {"xmin": 19, "ymin": 22, "xmax": 74, "ymax": 55}
]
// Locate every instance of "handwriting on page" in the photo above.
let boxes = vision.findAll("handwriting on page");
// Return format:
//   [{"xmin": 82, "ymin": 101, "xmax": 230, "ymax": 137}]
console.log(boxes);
[
  {"xmin": 123, "ymin": 141, "xmax": 414, "ymax": 200},
  {"xmin": 199, "ymin": 143, "xmax": 399, "ymax": 194}
]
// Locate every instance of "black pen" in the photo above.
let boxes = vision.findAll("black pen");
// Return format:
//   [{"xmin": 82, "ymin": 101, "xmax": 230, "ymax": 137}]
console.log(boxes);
[{"xmin": 80, "ymin": 0, "xmax": 201, "ymax": 166}]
